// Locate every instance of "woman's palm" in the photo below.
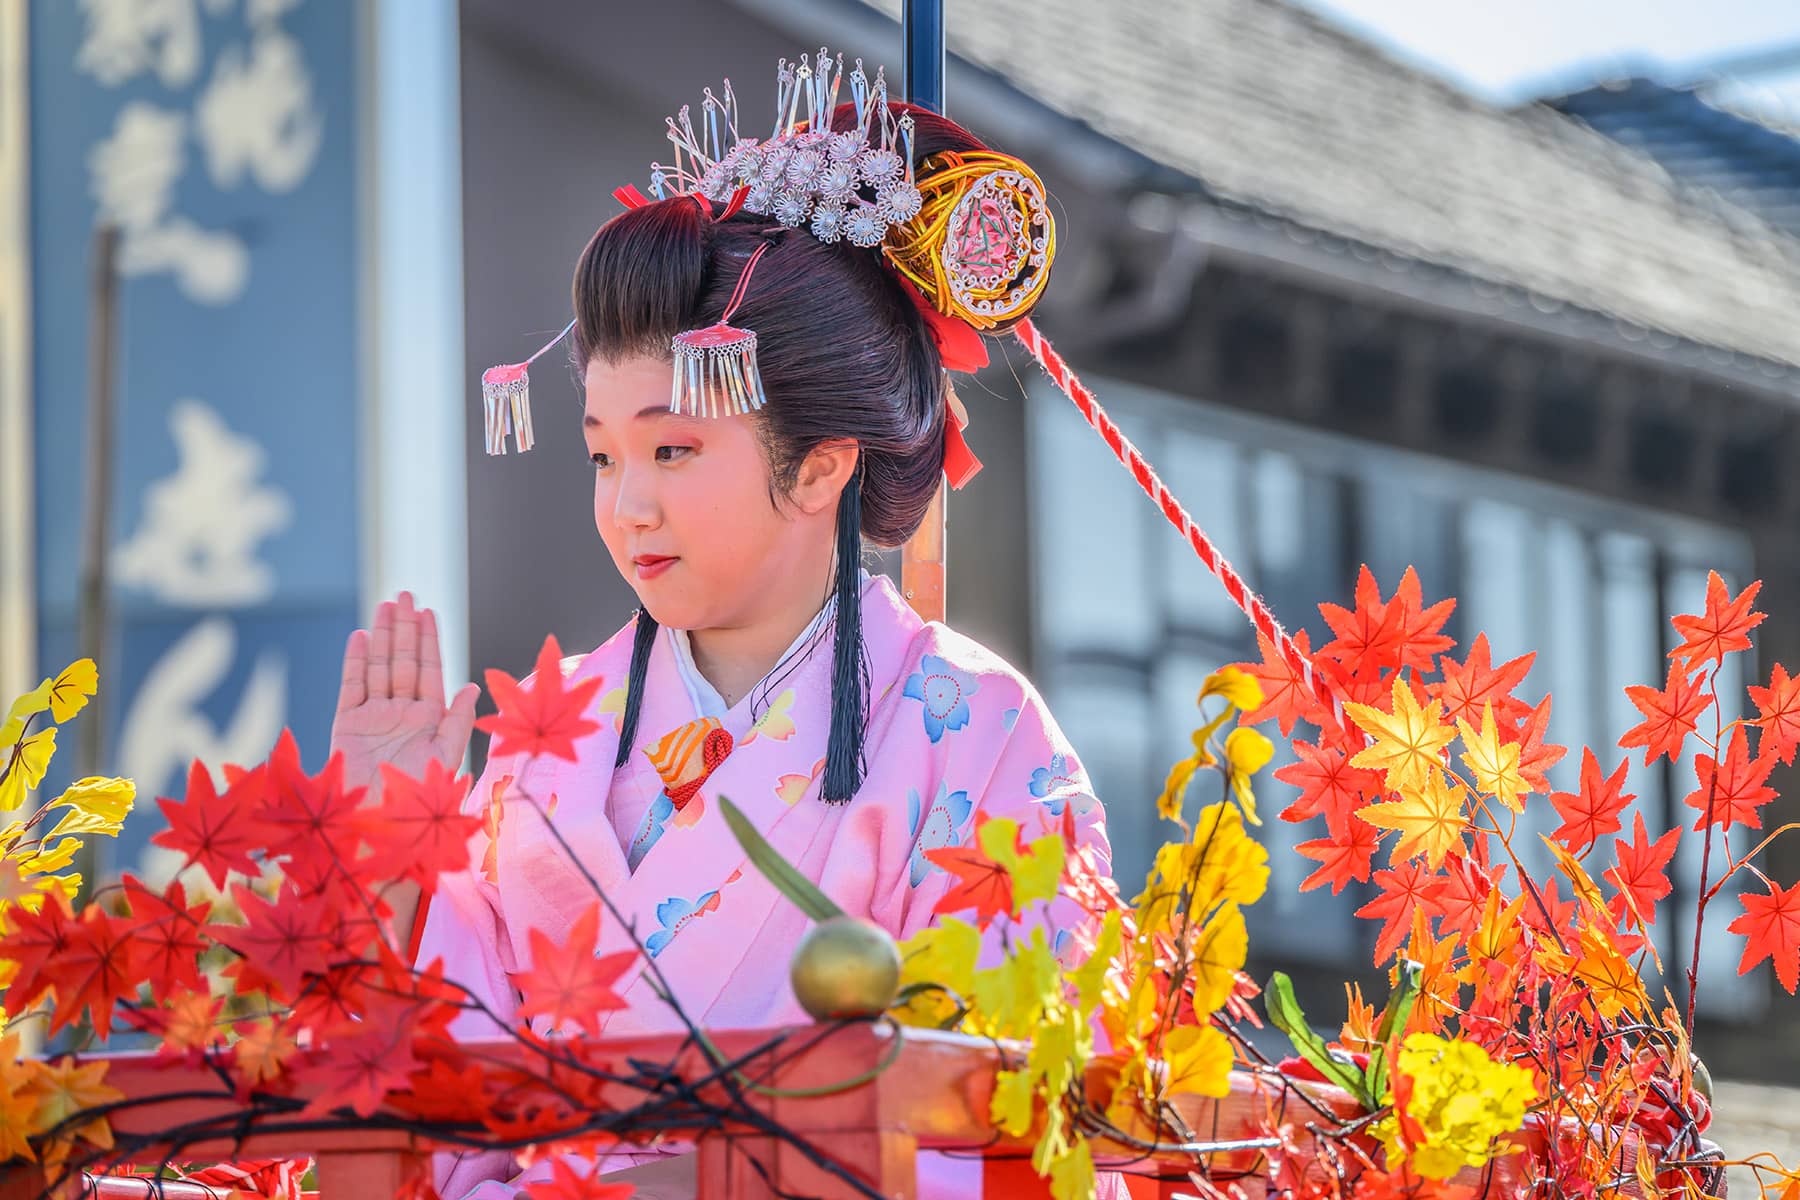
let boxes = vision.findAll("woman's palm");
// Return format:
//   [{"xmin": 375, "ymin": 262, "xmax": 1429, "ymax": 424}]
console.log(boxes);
[{"xmin": 330, "ymin": 592, "xmax": 479, "ymax": 795}]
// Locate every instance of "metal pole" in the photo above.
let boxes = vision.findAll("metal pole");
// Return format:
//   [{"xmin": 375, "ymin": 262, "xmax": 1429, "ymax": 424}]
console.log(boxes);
[{"xmin": 900, "ymin": 0, "xmax": 948, "ymax": 624}]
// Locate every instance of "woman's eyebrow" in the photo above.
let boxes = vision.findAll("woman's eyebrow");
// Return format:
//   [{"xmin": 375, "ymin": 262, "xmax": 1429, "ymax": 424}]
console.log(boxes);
[{"xmin": 582, "ymin": 406, "xmax": 685, "ymax": 429}]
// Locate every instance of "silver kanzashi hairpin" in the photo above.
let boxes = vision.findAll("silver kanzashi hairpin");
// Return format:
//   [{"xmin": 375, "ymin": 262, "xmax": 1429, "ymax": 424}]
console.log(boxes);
[
  {"xmin": 651, "ymin": 48, "xmax": 920, "ymax": 249},
  {"xmin": 670, "ymin": 241, "xmax": 771, "ymax": 418},
  {"xmin": 481, "ymin": 318, "xmax": 576, "ymax": 455}
]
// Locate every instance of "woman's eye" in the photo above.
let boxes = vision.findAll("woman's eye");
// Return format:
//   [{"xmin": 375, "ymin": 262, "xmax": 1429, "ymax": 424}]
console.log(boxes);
[
  {"xmin": 656, "ymin": 445, "xmax": 692, "ymax": 463},
  {"xmin": 589, "ymin": 451, "xmax": 610, "ymax": 469}
]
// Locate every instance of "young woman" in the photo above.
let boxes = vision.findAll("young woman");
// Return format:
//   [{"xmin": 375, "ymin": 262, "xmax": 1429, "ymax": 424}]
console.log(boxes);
[{"xmin": 329, "ymin": 78, "xmax": 1122, "ymax": 1199}]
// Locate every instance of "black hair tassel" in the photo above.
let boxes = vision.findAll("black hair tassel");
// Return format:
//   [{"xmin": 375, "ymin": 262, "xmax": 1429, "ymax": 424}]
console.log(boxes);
[
  {"xmin": 614, "ymin": 609, "xmax": 660, "ymax": 768},
  {"xmin": 823, "ymin": 471, "xmax": 869, "ymax": 803}
]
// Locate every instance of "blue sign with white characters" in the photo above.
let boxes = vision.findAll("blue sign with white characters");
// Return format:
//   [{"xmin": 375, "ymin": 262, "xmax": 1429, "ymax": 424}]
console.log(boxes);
[{"xmin": 29, "ymin": 0, "xmax": 360, "ymax": 877}]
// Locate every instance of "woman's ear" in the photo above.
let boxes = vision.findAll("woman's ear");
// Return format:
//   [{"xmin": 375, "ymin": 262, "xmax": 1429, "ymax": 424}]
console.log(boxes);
[{"xmin": 791, "ymin": 438, "xmax": 860, "ymax": 515}]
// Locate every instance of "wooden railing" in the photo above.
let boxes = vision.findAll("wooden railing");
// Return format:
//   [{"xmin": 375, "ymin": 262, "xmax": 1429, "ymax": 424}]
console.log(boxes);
[{"xmin": 0, "ymin": 1024, "xmax": 1648, "ymax": 1200}]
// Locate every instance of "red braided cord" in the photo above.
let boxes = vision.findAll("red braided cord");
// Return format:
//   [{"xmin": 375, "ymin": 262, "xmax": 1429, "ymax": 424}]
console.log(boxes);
[{"xmin": 1012, "ymin": 318, "xmax": 1347, "ymax": 737}]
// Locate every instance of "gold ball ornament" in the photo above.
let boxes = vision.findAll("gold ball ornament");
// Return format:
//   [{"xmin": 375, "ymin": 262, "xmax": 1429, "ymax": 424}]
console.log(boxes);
[
  {"xmin": 789, "ymin": 916, "xmax": 902, "ymax": 1020},
  {"xmin": 1692, "ymin": 1054, "xmax": 1714, "ymax": 1105}
]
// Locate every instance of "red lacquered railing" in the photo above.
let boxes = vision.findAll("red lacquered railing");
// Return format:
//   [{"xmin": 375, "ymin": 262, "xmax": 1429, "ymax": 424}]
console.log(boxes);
[{"xmin": 0, "ymin": 1024, "xmax": 1651, "ymax": 1200}]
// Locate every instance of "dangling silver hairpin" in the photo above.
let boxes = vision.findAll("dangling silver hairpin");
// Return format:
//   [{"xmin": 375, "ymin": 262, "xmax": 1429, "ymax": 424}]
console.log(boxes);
[
  {"xmin": 481, "ymin": 318, "xmax": 575, "ymax": 455},
  {"xmin": 669, "ymin": 241, "xmax": 771, "ymax": 418}
]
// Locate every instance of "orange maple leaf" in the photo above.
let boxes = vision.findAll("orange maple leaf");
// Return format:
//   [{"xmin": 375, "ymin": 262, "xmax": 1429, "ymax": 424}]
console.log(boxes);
[
  {"xmin": 1618, "ymin": 662, "xmax": 1711, "ymax": 767},
  {"xmin": 1603, "ymin": 812, "xmax": 1679, "ymax": 933},
  {"xmin": 1428, "ymin": 632, "xmax": 1535, "ymax": 729},
  {"xmin": 151, "ymin": 759, "xmax": 266, "ymax": 891},
  {"xmin": 43, "ymin": 906, "xmax": 145, "ymax": 1037},
  {"xmin": 1669, "ymin": 571, "xmax": 1764, "ymax": 672},
  {"xmin": 1548, "ymin": 749, "xmax": 1635, "ymax": 857},
  {"xmin": 522, "ymin": 1157, "xmax": 636, "ymax": 1200},
  {"xmin": 1727, "ymin": 878, "xmax": 1800, "ymax": 994},
  {"xmin": 1748, "ymin": 663, "xmax": 1800, "ymax": 766},
  {"xmin": 924, "ymin": 820, "xmax": 1016, "ymax": 926},
  {"xmin": 476, "ymin": 636, "xmax": 604, "ymax": 763},
  {"xmin": 1353, "ymin": 860, "xmax": 1448, "ymax": 964},
  {"xmin": 1234, "ymin": 630, "xmax": 1325, "ymax": 737},
  {"xmin": 1274, "ymin": 742, "xmax": 1379, "ymax": 835},
  {"xmin": 297, "ymin": 1028, "xmax": 421, "ymax": 1119},
  {"xmin": 1684, "ymin": 725, "xmax": 1777, "ymax": 831},
  {"xmin": 512, "ymin": 903, "xmax": 635, "ymax": 1037},
  {"xmin": 363, "ymin": 759, "xmax": 480, "ymax": 887}
]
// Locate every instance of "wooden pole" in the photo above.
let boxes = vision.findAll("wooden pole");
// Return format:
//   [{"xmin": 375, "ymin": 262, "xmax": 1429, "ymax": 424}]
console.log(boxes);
[
  {"xmin": 900, "ymin": 0, "xmax": 948, "ymax": 625},
  {"xmin": 73, "ymin": 223, "xmax": 120, "ymax": 896}
]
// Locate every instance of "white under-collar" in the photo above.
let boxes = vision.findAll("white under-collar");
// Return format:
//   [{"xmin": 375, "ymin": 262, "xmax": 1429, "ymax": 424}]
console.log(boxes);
[{"xmin": 666, "ymin": 567, "xmax": 872, "ymax": 718}]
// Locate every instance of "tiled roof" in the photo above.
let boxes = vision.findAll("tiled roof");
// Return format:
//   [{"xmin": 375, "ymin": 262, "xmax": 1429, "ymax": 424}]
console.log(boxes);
[{"xmin": 858, "ymin": 0, "xmax": 1800, "ymax": 370}]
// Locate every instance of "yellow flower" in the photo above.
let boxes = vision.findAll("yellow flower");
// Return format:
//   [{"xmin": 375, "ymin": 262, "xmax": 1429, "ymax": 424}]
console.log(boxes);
[
  {"xmin": 990, "ymin": 1066, "xmax": 1036, "ymax": 1136},
  {"xmin": 1047, "ymin": 1131, "xmax": 1096, "ymax": 1200},
  {"xmin": 1068, "ymin": 910, "xmax": 1123, "ymax": 1016},
  {"xmin": 1157, "ymin": 752, "xmax": 1206, "ymax": 824},
  {"xmin": 1191, "ymin": 902, "xmax": 1248, "ymax": 1015},
  {"xmin": 46, "ymin": 660, "xmax": 98, "ymax": 724},
  {"xmin": 1377, "ymin": 1033, "xmax": 1537, "ymax": 1180},
  {"xmin": 0, "ymin": 683, "xmax": 52, "ymax": 747},
  {"xmin": 970, "ymin": 927, "xmax": 1061, "ymax": 1040}
]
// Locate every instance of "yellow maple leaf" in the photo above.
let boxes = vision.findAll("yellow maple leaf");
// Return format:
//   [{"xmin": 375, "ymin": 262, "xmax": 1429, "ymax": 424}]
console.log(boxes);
[
  {"xmin": 1047, "ymin": 1132, "xmax": 1097, "ymax": 1200},
  {"xmin": 990, "ymin": 1066, "xmax": 1036, "ymax": 1136},
  {"xmin": 979, "ymin": 817, "xmax": 1065, "ymax": 912},
  {"xmin": 46, "ymin": 660, "xmax": 98, "ymax": 724},
  {"xmin": 1358, "ymin": 771, "xmax": 1468, "ymax": 869},
  {"xmin": 1157, "ymin": 751, "xmax": 1206, "ymax": 824},
  {"xmin": 1347, "ymin": 678, "xmax": 1456, "ymax": 796},
  {"xmin": 1068, "ymin": 910, "xmax": 1124, "ymax": 1016},
  {"xmin": 1199, "ymin": 665, "xmax": 1263, "ymax": 712},
  {"xmin": 1466, "ymin": 889, "xmax": 1526, "ymax": 971},
  {"xmin": 233, "ymin": 1019, "xmax": 299, "ymax": 1088},
  {"xmin": 1456, "ymin": 703, "xmax": 1526, "ymax": 811},
  {"xmin": 896, "ymin": 916, "xmax": 981, "ymax": 1027},
  {"xmin": 1028, "ymin": 1003, "xmax": 1088, "ymax": 1100},
  {"xmin": 971, "ymin": 927, "xmax": 1061, "ymax": 1040},
  {"xmin": 1161, "ymin": 1023, "xmax": 1233, "ymax": 1098},
  {"xmin": 1192, "ymin": 902, "xmax": 1248, "ymax": 1015},
  {"xmin": 1342, "ymin": 981, "xmax": 1380, "ymax": 1052},
  {"xmin": 1540, "ymin": 836, "xmax": 1611, "ymax": 926},
  {"xmin": 0, "ymin": 729, "xmax": 57, "ymax": 813}
]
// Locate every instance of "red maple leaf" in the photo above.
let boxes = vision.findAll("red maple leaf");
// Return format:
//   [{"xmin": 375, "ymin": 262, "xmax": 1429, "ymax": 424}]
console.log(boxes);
[
  {"xmin": 1669, "ymin": 571, "xmax": 1764, "ymax": 672},
  {"xmin": 1748, "ymin": 663, "xmax": 1800, "ymax": 767},
  {"xmin": 925, "ymin": 819, "xmax": 1018, "ymax": 925},
  {"xmin": 1728, "ymin": 878, "xmax": 1800, "ymax": 993},
  {"xmin": 0, "ymin": 892, "xmax": 78, "ymax": 1014},
  {"xmin": 152, "ymin": 759, "xmax": 266, "ymax": 890},
  {"xmin": 1275, "ymin": 742, "xmax": 1380, "ymax": 835},
  {"xmin": 476, "ymin": 636, "xmax": 604, "ymax": 763},
  {"xmin": 512, "ymin": 904, "xmax": 635, "ymax": 1037},
  {"xmin": 522, "ymin": 1157, "xmax": 636, "ymax": 1200},
  {"xmin": 1234, "ymin": 630, "xmax": 1326, "ymax": 737},
  {"xmin": 1520, "ymin": 876, "xmax": 1580, "ymax": 941},
  {"xmin": 1684, "ymin": 725, "xmax": 1777, "ymax": 831},
  {"xmin": 1295, "ymin": 816, "xmax": 1380, "ymax": 894},
  {"xmin": 1429, "ymin": 632, "xmax": 1536, "ymax": 729},
  {"xmin": 44, "ymin": 906, "xmax": 147, "ymax": 1036},
  {"xmin": 1318, "ymin": 566, "xmax": 1410, "ymax": 674},
  {"xmin": 1353, "ymin": 860, "xmax": 1448, "ymax": 964},
  {"xmin": 214, "ymin": 884, "xmax": 335, "ymax": 1003},
  {"xmin": 1508, "ymin": 695, "xmax": 1566, "ymax": 794},
  {"xmin": 1436, "ymin": 853, "xmax": 1508, "ymax": 941},
  {"xmin": 263, "ymin": 732, "xmax": 370, "ymax": 895},
  {"xmin": 1385, "ymin": 567, "xmax": 1458, "ymax": 674},
  {"xmin": 296, "ymin": 1028, "xmax": 421, "ymax": 1119},
  {"xmin": 360, "ymin": 759, "xmax": 481, "ymax": 888},
  {"xmin": 1603, "ymin": 812, "xmax": 1680, "ymax": 932},
  {"xmin": 1619, "ymin": 662, "xmax": 1712, "ymax": 767},
  {"xmin": 1549, "ymin": 749, "xmax": 1636, "ymax": 857},
  {"xmin": 122, "ymin": 874, "xmax": 212, "ymax": 1001}
]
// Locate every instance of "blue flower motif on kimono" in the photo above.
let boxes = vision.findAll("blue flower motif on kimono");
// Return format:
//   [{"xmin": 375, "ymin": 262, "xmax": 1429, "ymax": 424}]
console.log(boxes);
[
  {"xmin": 906, "ymin": 782, "xmax": 973, "ymax": 887},
  {"xmin": 903, "ymin": 654, "xmax": 980, "ymax": 743},
  {"xmin": 1002, "ymin": 707, "xmax": 1020, "ymax": 732},
  {"xmin": 627, "ymin": 792, "xmax": 676, "ymax": 872},
  {"xmin": 646, "ymin": 885, "xmax": 726, "ymax": 957},
  {"xmin": 1029, "ymin": 751, "xmax": 1084, "ymax": 815}
]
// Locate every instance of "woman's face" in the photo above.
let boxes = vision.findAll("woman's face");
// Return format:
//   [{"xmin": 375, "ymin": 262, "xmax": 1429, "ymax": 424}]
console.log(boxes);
[{"xmin": 582, "ymin": 354, "xmax": 827, "ymax": 630}]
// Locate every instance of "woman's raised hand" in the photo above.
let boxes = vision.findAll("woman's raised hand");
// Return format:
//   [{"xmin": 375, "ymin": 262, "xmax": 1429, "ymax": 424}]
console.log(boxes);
[{"xmin": 330, "ymin": 591, "xmax": 480, "ymax": 798}]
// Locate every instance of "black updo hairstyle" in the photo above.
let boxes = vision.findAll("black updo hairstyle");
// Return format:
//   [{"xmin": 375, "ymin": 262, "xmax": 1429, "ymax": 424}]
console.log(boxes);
[{"xmin": 573, "ymin": 101, "xmax": 1050, "ymax": 803}]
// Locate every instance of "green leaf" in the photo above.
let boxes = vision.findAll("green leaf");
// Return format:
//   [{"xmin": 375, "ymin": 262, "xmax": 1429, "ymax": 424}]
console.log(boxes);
[
  {"xmin": 1265, "ymin": 972, "xmax": 1375, "ymax": 1109},
  {"xmin": 718, "ymin": 794, "xmax": 845, "ymax": 922},
  {"xmin": 1364, "ymin": 959, "xmax": 1421, "ymax": 1103}
]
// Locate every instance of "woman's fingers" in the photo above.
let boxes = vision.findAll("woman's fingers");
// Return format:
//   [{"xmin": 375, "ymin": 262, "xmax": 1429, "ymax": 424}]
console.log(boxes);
[
  {"xmin": 436, "ymin": 682, "xmax": 481, "ymax": 767},
  {"xmin": 391, "ymin": 591, "xmax": 421, "ymax": 701},
  {"xmin": 418, "ymin": 607, "xmax": 447, "ymax": 710},
  {"xmin": 336, "ymin": 628, "xmax": 369, "ymax": 713},
  {"xmin": 367, "ymin": 599, "xmax": 394, "ymax": 701}
]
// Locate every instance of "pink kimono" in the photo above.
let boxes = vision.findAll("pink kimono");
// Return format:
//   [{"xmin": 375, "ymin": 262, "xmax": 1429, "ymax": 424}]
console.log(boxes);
[{"xmin": 415, "ymin": 572, "xmax": 1122, "ymax": 1198}]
